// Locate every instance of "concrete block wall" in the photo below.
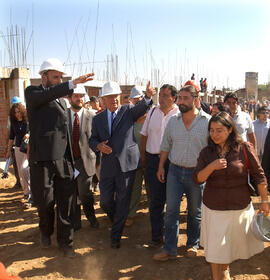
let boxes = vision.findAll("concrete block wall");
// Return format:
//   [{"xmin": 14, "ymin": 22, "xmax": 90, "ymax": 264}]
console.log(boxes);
[{"xmin": 0, "ymin": 80, "xmax": 9, "ymax": 158}]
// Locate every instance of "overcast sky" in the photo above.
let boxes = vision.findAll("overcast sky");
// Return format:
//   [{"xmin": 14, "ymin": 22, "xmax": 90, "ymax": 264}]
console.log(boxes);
[{"xmin": 1, "ymin": 0, "xmax": 270, "ymax": 90}]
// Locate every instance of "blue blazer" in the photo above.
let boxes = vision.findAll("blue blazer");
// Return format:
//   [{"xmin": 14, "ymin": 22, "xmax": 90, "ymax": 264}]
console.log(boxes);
[{"xmin": 89, "ymin": 98, "xmax": 152, "ymax": 175}]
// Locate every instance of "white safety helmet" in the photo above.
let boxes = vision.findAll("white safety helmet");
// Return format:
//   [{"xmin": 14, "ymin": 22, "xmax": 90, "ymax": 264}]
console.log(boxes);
[
  {"xmin": 84, "ymin": 94, "xmax": 90, "ymax": 103},
  {"xmin": 73, "ymin": 84, "xmax": 86, "ymax": 95},
  {"xmin": 130, "ymin": 86, "xmax": 144, "ymax": 99},
  {"xmin": 251, "ymin": 213, "xmax": 270, "ymax": 242},
  {"xmin": 39, "ymin": 58, "xmax": 66, "ymax": 75},
  {"xmin": 100, "ymin": 81, "xmax": 122, "ymax": 97}
]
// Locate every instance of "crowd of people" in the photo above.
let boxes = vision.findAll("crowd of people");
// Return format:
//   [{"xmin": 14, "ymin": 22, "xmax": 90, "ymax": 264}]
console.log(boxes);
[{"xmin": 4, "ymin": 58, "xmax": 270, "ymax": 280}]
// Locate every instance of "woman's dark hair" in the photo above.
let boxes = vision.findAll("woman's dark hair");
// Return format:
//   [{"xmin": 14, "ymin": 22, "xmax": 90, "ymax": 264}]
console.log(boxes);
[
  {"xmin": 208, "ymin": 111, "xmax": 242, "ymax": 150},
  {"xmin": 212, "ymin": 102, "xmax": 231, "ymax": 115},
  {"xmin": 10, "ymin": 103, "xmax": 27, "ymax": 125}
]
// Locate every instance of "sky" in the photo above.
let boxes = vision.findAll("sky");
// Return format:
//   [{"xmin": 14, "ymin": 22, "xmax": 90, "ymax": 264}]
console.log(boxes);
[{"xmin": 0, "ymin": 0, "xmax": 270, "ymax": 90}]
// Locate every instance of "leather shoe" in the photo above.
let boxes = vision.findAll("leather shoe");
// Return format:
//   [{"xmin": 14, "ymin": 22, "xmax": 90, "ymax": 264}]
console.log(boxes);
[
  {"xmin": 61, "ymin": 246, "xmax": 76, "ymax": 258},
  {"xmin": 125, "ymin": 218, "xmax": 134, "ymax": 227},
  {"xmin": 89, "ymin": 217, "xmax": 99, "ymax": 228},
  {"xmin": 186, "ymin": 247, "xmax": 198, "ymax": 257},
  {"xmin": 148, "ymin": 239, "xmax": 163, "ymax": 248},
  {"xmin": 153, "ymin": 251, "xmax": 177, "ymax": 261},
  {"xmin": 40, "ymin": 234, "xmax": 51, "ymax": 248},
  {"xmin": 111, "ymin": 240, "xmax": 121, "ymax": 249}
]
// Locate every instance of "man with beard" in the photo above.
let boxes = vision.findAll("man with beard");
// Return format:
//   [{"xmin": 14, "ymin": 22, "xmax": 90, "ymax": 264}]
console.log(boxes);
[
  {"xmin": 67, "ymin": 85, "xmax": 99, "ymax": 230},
  {"xmin": 25, "ymin": 58, "xmax": 94, "ymax": 257},
  {"xmin": 153, "ymin": 85, "xmax": 211, "ymax": 261}
]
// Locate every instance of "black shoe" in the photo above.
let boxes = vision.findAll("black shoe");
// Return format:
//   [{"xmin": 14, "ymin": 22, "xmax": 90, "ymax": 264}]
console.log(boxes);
[
  {"xmin": 61, "ymin": 246, "xmax": 76, "ymax": 258},
  {"xmin": 111, "ymin": 240, "xmax": 121, "ymax": 249},
  {"xmin": 40, "ymin": 234, "xmax": 51, "ymax": 248},
  {"xmin": 148, "ymin": 239, "xmax": 163, "ymax": 248},
  {"xmin": 89, "ymin": 217, "xmax": 99, "ymax": 229}
]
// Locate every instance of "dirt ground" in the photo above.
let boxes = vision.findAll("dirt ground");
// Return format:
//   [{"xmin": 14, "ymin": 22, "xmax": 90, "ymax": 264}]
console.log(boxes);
[{"xmin": 0, "ymin": 169, "xmax": 270, "ymax": 280}]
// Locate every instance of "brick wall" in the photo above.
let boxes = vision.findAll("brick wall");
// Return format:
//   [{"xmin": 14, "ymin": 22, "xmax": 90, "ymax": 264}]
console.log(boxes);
[{"xmin": 0, "ymin": 80, "xmax": 9, "ymax": 159}]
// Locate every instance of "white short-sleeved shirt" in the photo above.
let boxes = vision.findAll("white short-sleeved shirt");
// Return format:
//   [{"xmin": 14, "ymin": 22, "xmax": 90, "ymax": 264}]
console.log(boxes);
[
  {"xmin": 233, "ymin": 110, "xmax": 254, "ymax": 141},
  {"xmin": 140, "ymin": 104, "xmax": 179, "ymax": 154}
]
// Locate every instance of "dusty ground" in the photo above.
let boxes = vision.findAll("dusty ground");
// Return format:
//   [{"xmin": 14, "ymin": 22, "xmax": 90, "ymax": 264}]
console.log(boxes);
[{"xmin": 0, "ymin": 168, "xmax": 270, "ymax": 280}]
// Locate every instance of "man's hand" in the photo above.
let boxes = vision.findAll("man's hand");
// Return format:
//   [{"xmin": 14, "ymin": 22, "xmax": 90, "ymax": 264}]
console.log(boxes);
[
  {"xmin": 97, "ymin": 140, "xmax": 112, "ymax": 154},
  {"xmin": 259, "ymin": 202, "xmax": 269, "ymax": 217},
  {"xmin": 157, "ymin": 167, "xmax": 165, "ymax": 183},
  {"xmin": 73, "ymin": 73, "xmax": 95, "ymax": 85},
  {"xmin": 145, "ymin": 81, "xmax": 156, "ymax": 98}
]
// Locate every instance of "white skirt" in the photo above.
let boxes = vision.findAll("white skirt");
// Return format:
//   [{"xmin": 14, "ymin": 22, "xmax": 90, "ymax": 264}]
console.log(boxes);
[{"xmin": 200, "ymin": 202, "xmax": 264, "ymax": 264}]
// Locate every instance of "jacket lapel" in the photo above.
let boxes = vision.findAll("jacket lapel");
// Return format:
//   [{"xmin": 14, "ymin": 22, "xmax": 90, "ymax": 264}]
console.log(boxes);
[
  {"xmin": 112, "ymin": 106, "xmax": 126, "ymax": 132},
  {"xmin": 101, "ymin": 110, "xmax": 110, "ymax": 137},
  {"xmin": 67, "ymin": 108, "xmax": 73, "ymax": 144},
  {"xmin": 58, "ymin": 98, "xmax": 67, "ymax": 111},
  {"xmin": 80, "ymin": 109, "xmax": 86, "ymax": 143}
]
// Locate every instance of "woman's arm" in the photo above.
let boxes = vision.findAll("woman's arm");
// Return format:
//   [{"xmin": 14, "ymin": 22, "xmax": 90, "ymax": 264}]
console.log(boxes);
[{"xmin": 197, "ymin": 158, "xmax": 227, "ymax": 183}]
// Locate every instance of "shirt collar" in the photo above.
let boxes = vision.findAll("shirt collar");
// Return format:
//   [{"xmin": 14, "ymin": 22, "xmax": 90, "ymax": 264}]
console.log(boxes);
[{"xmin": 70, "ymin": 107, "xmax": 83, "ymax": 119}]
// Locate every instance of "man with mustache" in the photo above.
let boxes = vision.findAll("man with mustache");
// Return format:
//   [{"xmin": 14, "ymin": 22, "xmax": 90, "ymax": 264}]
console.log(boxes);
[{"xmin": 154, "ymin": 85, "xmax": 211, "ymax": 261}]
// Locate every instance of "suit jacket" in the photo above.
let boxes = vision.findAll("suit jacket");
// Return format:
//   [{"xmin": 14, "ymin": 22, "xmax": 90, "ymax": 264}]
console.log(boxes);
[
  {"xmin": 68, "ymin": 107, "xmax": 96, "ymax": 177},
  {"xmin": 262, "ymin": 128, "xmax": 270, "ymax": 187},
  {"xmin": 25, "ymin": 82, "xmax": 73, "ymax": 164},
  {"xmin": 89, "ymin": 98, "xmax": 152, "ymax": 175}
]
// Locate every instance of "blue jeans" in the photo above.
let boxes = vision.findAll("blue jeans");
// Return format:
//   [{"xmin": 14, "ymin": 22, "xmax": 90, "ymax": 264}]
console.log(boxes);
[{"xmin": 163, "ymin": 163, "xmax": 203, "ymax": 256}]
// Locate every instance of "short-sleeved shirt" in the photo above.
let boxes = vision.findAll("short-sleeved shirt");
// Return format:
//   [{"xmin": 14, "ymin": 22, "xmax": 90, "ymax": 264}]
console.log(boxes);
[
  {"xmin": 160, "ymin": 109, "xmax": 211, "ymax": 168},
  {"xmin": 141, "ymin": 105, "xmax": 179, "ymax": 154},
  {"xmin": 233, "ymin": 110, "xmax": 254, "ymax": 141},
  {"xmin": 253, "ymin": 119, "xmax": 270, "ymax": 156}
]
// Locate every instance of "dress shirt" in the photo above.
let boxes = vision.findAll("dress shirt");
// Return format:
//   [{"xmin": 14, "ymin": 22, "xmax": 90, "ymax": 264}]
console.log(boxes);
[
  {"xmin": 253, "ymin": 118, "xmax": 270, "ymax": 156},
  {"xmin": 160, "ymin": 109, "xmax": 211, "ymax": 168},
  {"xmin": 233, "ymin": 109, "xmax": 254, "ymax": 141},
  {"xmin": 70, "ymin": 108, "xmax": 83, "ymax": 130},
  {"xmin": 141, "ymin": 104, "xmax": 179, "ymax": 154}
]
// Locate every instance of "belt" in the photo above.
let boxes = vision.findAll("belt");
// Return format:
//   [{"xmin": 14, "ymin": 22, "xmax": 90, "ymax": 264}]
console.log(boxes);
[
  {"xmin": 172, "ymin": 163, "xmax": 195, "ymax": 170},
  {"xmin": 146, "ymin": 152, "xmax": 160, "ymax": 157}
]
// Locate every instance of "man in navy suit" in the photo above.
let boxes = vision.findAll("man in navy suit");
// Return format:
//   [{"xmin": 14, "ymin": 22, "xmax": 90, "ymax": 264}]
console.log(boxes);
[{"xmin": 89, "ymin": 81, "xmax": 155, "ymax": 248}]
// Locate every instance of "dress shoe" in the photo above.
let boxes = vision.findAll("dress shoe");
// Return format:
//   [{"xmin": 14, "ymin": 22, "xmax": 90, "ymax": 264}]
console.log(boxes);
[
  {"xmin": 125, "ymin": 218, "xmax": 134, "ymax": 227},
  {"xmin": 153, "ymin": 251, "xmax": 177, "ymax": 261},
  {"xmin": 186, "ymin": 247, "xmax": 198, "ymax": 257},
  {"xmin": 111, "ymin": 240, "xmax": 121, "ymax": 249},
  {"xmin": 89, "ymin": 217, "xmax": 99, "ymax": 228},
  {"xmin": 60, "ymin": 246, "xmax": 76, "ymax": 258},
  {"xmin": 40, "ymin": 234, "xmax": 51, "ymax": 248},
  {"xmin": 148, "ymin": 239, "xmax": 163, "ymax": 248}
]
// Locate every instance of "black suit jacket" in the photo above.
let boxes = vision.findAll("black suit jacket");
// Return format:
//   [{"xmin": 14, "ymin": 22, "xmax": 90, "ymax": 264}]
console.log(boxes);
[
  {"xmin": 25, "ymin": 82, "xmax": 73, "ymax": 164},
  {"xmin": 68, "ymin": 108, "xmax": 96, "ymax": 177}
]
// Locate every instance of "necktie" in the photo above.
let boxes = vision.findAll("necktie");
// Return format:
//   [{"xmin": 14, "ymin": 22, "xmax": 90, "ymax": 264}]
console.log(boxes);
[
  {"xmin": 111, "ymin": 111, "xmax": 116, "ymax": 135},
  {"xmin": 73, "ymin": 113, "xmax": 80, "ymax": 159}
]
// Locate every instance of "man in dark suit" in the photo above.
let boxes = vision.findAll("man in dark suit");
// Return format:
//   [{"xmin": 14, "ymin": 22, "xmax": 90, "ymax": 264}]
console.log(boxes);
[
  {"xmin": 25, "ymin": 58, "xmax": 94, "ymax": 257},
  {"xmin": 89, "ymin": 81, "xmax": 155, "ymax": 248},
  {"xmin": 67, "ymin": 85, "xmax": 99, "ymax": 229}
]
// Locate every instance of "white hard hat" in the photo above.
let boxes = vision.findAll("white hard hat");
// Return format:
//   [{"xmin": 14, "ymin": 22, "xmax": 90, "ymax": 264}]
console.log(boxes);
[
  {"xmin": 100, "ymin": 81, "xmax": 122, "ymax": 97},
  {"xmin": 39, "ymin": 58, "xmax": 66, "ymax": 75},
  {"xmin": 251, "ymin": 213, "xmax": 270, "ymax": 242},
  {"xmin": 84, "ymin": 94, "xmax": 90, "ymax": 103},
  {"xmin": 130, "ymin": 86, "xmax": 144, "ymax": 99},
  {"xmin": 73, "ymin": 84, "xmax": 86, "ymax": 95}
]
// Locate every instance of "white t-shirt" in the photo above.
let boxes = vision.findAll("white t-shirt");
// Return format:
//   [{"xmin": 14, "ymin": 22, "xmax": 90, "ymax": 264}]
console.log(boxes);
[{"xmin": 233, "ymin": 110, "xmax": 254, "ymax": 141}]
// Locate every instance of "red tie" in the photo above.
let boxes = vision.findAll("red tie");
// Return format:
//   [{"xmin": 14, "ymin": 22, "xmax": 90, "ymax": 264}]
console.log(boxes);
[{"xmin": 73, "ymin": 113, "xmax": 80, "ymax": 159}]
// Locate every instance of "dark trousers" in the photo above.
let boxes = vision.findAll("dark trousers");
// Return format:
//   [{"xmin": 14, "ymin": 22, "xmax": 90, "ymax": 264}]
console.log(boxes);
[
  {"xmin": 30, "ymin": 155, "xmax": 75, "ymax": 247},
  {"xmin": 145, "ymin": 152, "xmax": 169, "ymax": 242},
  {"xmin": 99, "ymin": 159, "xmax": 135, "ymax": 242},
  {"xmin": 73, "ymin": 158, "xmax": 96, "ymax": 228}
]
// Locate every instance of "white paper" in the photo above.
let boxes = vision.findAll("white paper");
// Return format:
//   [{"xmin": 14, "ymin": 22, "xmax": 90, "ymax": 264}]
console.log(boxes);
[{"xmin": 74, "ymin": 168, "xmax": 80, "ymax": 179}]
